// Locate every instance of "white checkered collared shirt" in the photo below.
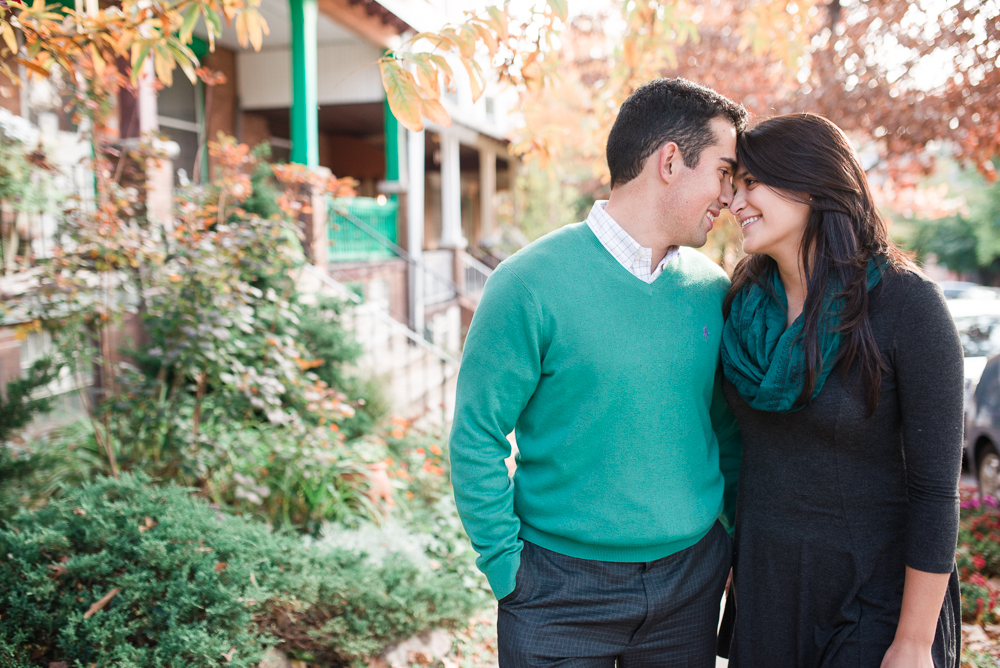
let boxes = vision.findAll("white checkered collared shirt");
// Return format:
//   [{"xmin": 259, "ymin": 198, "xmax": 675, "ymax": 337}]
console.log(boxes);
[{"xmin": 586, "ymin": 201, "xmax": 680, "ymax": 284}]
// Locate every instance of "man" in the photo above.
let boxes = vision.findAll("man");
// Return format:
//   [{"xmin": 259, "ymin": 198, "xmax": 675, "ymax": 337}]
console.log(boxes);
[{"xmin": 449, "ymin": 78, "xmax": 746, "ymax": 667}]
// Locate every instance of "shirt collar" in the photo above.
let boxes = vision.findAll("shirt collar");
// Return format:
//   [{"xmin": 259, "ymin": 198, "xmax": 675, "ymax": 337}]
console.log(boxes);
[{"xmin": 586, "ymin": 200, "xmax": 679, "ymax": 277}]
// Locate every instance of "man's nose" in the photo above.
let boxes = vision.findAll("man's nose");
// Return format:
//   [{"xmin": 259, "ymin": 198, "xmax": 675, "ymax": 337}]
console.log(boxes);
[
  {"xmin": 729, "ymin": 191, "xmax": 745, "ymax": 215},
  {"xmin": 719, "ymin": 181, "xmax": 735, "ymax": 208}
]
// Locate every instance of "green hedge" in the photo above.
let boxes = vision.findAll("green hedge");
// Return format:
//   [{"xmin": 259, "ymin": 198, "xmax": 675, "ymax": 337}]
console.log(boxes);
[{"xmin": 0, "ymin": 473, "xmax": 483, "ymax": 667}]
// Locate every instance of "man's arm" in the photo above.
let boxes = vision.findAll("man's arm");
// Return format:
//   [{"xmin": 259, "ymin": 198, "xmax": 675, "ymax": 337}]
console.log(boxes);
[
  {"xmin": 449, "ymin": 265, "xmax": 543, "ymax": 600},
  {"xmin": 710, "ymin": 365, "xmax": 742, "ymax": 534}
]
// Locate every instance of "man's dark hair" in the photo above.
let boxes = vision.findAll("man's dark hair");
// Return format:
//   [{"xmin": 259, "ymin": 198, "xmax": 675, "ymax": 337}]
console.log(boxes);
[{"xmin": 606, "ymin": 78, "xmax": 747, "ymax": 188}]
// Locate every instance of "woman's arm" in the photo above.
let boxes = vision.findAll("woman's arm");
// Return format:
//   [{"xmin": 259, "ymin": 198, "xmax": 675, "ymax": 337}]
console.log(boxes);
[
  {"xmin": 883, "ymin": 275, "xmax": 965, "ymax": 665},
  {"xmin": 880, "ymin": 567, "xmax": 951, "ymax": 668}
]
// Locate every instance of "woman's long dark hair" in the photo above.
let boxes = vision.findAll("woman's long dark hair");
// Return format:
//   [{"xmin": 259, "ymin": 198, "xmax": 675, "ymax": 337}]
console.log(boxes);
[{"xmin": 723, "ymin": 113, "xmax": 915, "ymax": 415}]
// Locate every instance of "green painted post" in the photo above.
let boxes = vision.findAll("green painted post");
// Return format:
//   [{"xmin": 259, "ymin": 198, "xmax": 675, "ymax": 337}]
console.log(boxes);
[
  {"xmin": 383, "ymin": 96, "xmax": 400, "ymax": 181},
  {"xmin": 289, "ymin": 0, "xmax": 319, "ymax": 167}
]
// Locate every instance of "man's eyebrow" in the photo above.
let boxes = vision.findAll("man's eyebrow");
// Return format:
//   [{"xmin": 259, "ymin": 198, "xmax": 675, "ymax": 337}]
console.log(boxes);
[{"xmin": 720, "ymin": 157, "xmax": 737, "ymax": 170}]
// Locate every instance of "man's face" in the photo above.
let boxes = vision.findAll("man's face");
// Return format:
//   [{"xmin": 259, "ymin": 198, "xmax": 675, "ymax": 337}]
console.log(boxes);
[{"xmin": 668, "ymin": 117, "xmax": 737, "ymax": 248}]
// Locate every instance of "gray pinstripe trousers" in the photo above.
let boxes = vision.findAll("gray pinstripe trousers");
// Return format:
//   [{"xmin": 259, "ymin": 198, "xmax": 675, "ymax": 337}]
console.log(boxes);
[{"xmin": 498, "ymin": 521, "xmax": 731, "ymax": 668}]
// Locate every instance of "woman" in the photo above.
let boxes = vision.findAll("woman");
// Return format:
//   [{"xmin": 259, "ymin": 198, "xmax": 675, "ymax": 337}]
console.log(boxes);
[{"xmin": 720, "ymin": 113, "xmax": 962, "ymax": 667}]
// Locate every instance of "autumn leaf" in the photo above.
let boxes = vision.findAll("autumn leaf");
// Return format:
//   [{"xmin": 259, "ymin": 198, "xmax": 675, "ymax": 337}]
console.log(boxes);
[
  {"xmin": 405, "ymin": 55, "xmax": 439, "ymax": 98},
  {"xmin": 380, "ymin": 58, "xmax": 423, "ymax": 132},
  {"xmin": 472, "ymin": 23, "xmax": 498, "ymax": 57},
  {"xmin": 215, "ymin": 561, "xmax": 227, "ymax": 572},
  {"xmin": 178, "ymin": 5, "xmax": 200, "ymax": 44},
  {"xmin": 459, "ymin": 57, "xmax": 485, "ymax": 102},
  {"xmin": 426, "ymin": 54, "xmax": 454, "ymax": 87},
  {"xmin": 0, "ymin": 22, "xmax": 16, "ymax": 53}
]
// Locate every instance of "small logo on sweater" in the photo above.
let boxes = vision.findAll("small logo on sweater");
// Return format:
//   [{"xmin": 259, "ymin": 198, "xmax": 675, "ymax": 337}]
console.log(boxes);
[{"xmin": 703, "ymin": 325, "xmax": 709, "ymax": 340}]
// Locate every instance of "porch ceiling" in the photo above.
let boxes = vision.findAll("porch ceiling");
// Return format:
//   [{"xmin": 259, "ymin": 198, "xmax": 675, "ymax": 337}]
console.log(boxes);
[{"xmin": 250, "ymin": 102, "xmax": 385, "ymax": 139}]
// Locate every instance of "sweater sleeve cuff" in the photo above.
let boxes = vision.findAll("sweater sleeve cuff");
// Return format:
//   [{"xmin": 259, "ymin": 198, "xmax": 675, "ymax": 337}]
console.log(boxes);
[{"xmin": 484, "ymin": 546, "xmax": 522, "ymax": 600}]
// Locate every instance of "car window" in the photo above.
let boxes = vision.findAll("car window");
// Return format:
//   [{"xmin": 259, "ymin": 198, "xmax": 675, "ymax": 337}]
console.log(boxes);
[{"xmin": 955, "ymin": 315, "xmax": 1000, "ymax": 358}]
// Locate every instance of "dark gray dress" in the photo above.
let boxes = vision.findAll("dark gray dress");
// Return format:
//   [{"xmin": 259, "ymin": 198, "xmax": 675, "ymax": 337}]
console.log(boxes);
[{"xmin": 722, "ymin": 268, "xmax": 963, "ymax": 668}]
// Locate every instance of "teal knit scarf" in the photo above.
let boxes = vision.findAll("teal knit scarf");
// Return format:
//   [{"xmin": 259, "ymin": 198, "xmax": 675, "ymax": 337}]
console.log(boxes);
[{"xmin": 721, "ymin": 260, "xmax": 882, "ymax": 413}]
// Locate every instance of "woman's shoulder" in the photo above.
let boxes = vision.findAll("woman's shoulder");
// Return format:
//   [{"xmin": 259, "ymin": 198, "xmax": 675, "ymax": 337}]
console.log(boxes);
[
  {"xmin": 876, "ymin": 262, "xmax": 945, "ymax": 310},
  {"xmin": 874, "ymin": 263, "xmax": 953, "ymax": 343}
]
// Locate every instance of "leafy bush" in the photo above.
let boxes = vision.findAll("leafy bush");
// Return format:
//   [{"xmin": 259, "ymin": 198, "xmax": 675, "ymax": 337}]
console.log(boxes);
[{"xmin": 0, "ymin": 473, "xmax": 485, "ymax": 668}]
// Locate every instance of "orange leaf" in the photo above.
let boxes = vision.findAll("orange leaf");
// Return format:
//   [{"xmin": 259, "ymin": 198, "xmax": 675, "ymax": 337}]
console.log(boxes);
[{"xmin": 215, "ymin": 562, "xmax": 227, "ymax": 572}]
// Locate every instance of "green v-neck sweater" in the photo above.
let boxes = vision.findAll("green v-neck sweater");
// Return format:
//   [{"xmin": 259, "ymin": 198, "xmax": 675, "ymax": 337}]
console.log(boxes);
[{"xmin": 449, "ymin": 222, "xmax": 742, "ymax": 600}]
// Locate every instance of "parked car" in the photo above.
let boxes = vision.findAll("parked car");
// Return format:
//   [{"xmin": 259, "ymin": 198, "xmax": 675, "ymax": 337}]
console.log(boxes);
[
  {"xmin": 938, "ymin": 280, "xmax": 1000, "ymax": 301},
  {"xmin": 967, "ymin": 354, "xmax": 1000, "ymax": 500},
  {"xmin": 953, "ymin": 300, "xmax": 1000, "ymax": 499},
  {"xmin": 948, "ymin": 300, "xmax": 1000, "ymax": 408},
  {"xmin": 938, "ymin": 280, "xmax": 980, "ymax": 299}
]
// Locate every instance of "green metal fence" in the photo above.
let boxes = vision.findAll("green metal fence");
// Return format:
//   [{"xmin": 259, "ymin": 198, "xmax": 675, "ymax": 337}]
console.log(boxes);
[{"xmin": 328, "ymin": 196, "xmax": 399, "ymax": 261}]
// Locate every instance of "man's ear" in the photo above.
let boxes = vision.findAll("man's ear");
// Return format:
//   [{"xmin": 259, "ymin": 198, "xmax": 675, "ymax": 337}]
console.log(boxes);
[{"xmin": 658, "ymin": 142, "xmax": 683, "ymax": 184}]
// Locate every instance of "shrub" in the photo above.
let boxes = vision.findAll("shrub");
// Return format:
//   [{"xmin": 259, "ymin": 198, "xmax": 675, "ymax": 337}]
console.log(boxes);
[
  {"xmin": 0, "ymin": 473, "xmax": 274, "ymax": 667},
  {"xmin": 0, "ymin": 473, "xmax": 483, "ymax": 668},
  {"xmin": 961, "ymin": 575, "xmax": 1000, "ymax": 626},
  {"xmin": 958, "ymin": 494, "xmax": 1000, "ymax": 582}
]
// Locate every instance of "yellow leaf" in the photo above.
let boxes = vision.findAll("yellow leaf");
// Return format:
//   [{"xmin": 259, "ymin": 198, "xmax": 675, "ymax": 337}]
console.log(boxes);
[
  {"xmin": 0, "ymin": 23, "xmax": 16, "ymax": 53},
  {"xmin": 379, "ymin": 58, "xmax": 423, "ymax": 132},
  {"xmin": 420, "ymin": 97, "xmax": 451, "ymax": 127}
]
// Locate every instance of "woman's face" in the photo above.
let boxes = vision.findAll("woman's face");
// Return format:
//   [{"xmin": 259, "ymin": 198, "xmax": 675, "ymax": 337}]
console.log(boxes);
[{"xmin": 730, "ymin": 170, "xmax": 812, "ymax": 262}]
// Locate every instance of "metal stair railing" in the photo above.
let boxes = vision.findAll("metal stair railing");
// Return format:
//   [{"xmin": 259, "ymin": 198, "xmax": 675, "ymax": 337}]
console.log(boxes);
[
  {"xmin": 303, "ymin": 263, "xmax": 459, "ymax": 423},
  {"xmin": 328, "ymin": 197, "xmax": 492, "ymax": 306},
  {"xmin": 460, "ymin": 251, "xmax": 493, "ymax": 302}
]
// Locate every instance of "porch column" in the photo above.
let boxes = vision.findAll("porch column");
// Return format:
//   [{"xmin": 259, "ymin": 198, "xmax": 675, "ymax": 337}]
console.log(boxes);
[
  {"xmin": 407, "ymin": 129, "xmax": 426, "ymax": 335},
  {"xmin": 479, "ymin": 146, "xmax": 496, "ymax": 241},
  {"xmin": 139, "ymin": 60, "xmax": 176, "ymax": 228},
  {"xmin": 289, "ymin": 0, "xmax": 318, "ymax": 166},
  {"xmin": 439, "ymin": 131, "xmax": 465, "ymax": 248}
]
